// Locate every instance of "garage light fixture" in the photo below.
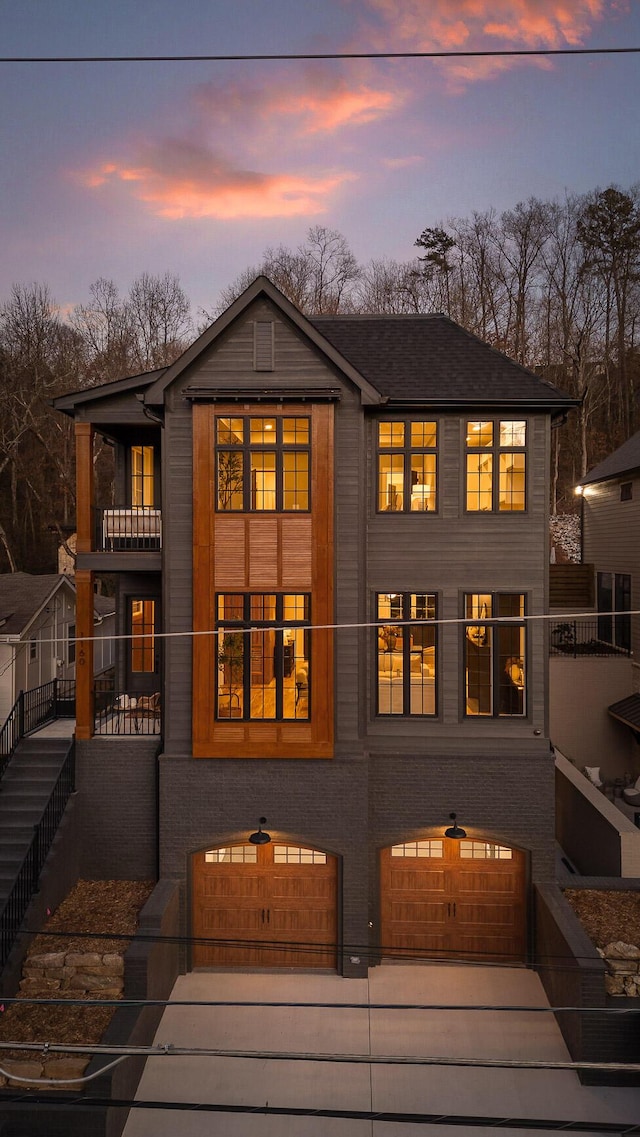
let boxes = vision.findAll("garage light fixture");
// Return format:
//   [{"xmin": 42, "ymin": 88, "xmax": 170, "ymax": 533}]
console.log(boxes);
[
  {"xmin": 444, "ymin": 812, "xmax": 467, "ymax": 839},
  {"xmin": 249, "ymin": 817, "xmax": 271, "ymax": 845}
]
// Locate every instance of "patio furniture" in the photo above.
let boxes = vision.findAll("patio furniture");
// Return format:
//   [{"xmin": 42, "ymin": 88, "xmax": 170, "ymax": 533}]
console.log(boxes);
[
  {"xmin": 584, "ymin": 766, "xmax": 604, "ymax": 791},
  {"xmin": 623, "ymin": 776, "xmax": 640, "ymax": 806}
]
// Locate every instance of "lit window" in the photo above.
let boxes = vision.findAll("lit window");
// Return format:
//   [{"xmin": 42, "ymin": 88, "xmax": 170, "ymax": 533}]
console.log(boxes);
[
  {"xmin": 464, "ymin": 593, "xmax": 525, "ymax": 717},
  {"xmin": 466, "ymin": 420, "xmax": 526, "ymax": 512},
  {"xmin": 391, "ymin": 841, "xmax": 443, "ymax": 858},
  {"xmin": 131, "ymin": 445, "xmax": 154, "ymax": 507},
  {"xmin": 204, "ymin": 846, "xmax": 258, "ymax": 863},
  {"xmin": 216, "ymin": 416, "xmax": 310, "ymax": 511},
  {"xmin": 377, "ymin": 421, "xmax": 437, "ymax": 512},
  {"xmin": 273, "ymin": 846, "xmax": 327, "ymax": 864},
  {"xmin": 459, "ymin": 842, "xmax": 512, "ymax": 859},
  {"xmin": 377, "ymin": 593, "xmax": 437, "ymax": 716},
  {"xmin": 131, "ymin": 599, "xmax": 156, "ymax": 673},
  {"xmin": 216, "ymin": 593, "xmax": 310, "ymax": 721}
]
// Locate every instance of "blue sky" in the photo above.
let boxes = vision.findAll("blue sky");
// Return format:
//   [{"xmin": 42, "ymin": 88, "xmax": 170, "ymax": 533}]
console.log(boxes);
[{"xmin": 1, "ymin": 0, "xmax": 639, "ymax": 317}]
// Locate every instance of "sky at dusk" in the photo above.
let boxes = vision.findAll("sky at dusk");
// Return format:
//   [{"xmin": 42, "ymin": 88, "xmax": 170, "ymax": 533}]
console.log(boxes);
[{"xmin": 1, "ymin": 0, "xmax": 639, "ymax": 318}]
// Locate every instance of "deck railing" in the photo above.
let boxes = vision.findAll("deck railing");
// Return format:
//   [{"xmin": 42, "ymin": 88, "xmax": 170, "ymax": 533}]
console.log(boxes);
[
  {"xmin": 94, "ymin": 679, "xmax": 161, "ymax": 736},
  {"xmin": 0, "ymin": 679, "xmax": 75, "ymax": 781},
  {"xmin": 97, "ymin": 506, "xmax": 162, "ymax": 551},
  {"xmin": 550, "ymin": 619, "xmax": 632, "ymax": 658},
  {"xmin": 0, "ymin": 740, "xmax": 75, "ymax": 969}
]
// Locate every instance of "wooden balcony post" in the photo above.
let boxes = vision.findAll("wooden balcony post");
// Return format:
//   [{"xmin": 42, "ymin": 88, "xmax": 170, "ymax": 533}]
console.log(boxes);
[
  {"xmin": 75, "ymin": 423, "xmax": 94, "ymax": 554},
  {"xmin": 75, "ymin": 569, "xmax": 95, "ymax": 739}
]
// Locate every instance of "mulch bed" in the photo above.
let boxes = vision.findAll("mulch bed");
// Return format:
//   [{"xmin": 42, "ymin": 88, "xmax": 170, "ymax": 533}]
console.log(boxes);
[
  {"xmin": 0, "ymin": 880, "xmax": 154, "ymax": 1061},
  {"xmin": 564, "ymin": 889, "xmax": 640, "ymax": 949}
]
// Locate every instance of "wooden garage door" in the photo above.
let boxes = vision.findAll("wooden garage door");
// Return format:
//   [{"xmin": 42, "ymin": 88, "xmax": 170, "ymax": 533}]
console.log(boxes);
[
  {"xmin": 192, "ymin": 842, "xmax": 337, "ymax": 968},
  {"xmin": 380, "ymin": 838, "xmax": 526, "ymax": 963}
]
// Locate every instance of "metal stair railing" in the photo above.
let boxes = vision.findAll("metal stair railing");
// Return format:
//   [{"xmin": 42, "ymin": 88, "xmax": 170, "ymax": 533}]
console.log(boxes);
[
  {"xmin": 0, "ymin": 740, "xmax": 76, "ymax": 970},
  {"xmin": 0, "ymin": 679, "xmax": 76, "ymax": 782}
]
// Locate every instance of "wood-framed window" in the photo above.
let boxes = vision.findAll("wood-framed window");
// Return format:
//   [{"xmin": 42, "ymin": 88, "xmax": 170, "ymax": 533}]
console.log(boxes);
[
  {"xmin": 376, "ymin": 592, "xmax": 437, "ymax": 715},
  {"xmin": 216, "ymin": 416, "xmax": 310, "ymax": 512},
  {"xmin": 130, "ymin": 599, "xmax": 156, "ymax": 673},
  {"xmin": 377, "ymin": 421, "xmax": 437, "ymax": 512},
  {"xmin": 216, "ymin": 593, "xmax": 310, "ymax": 721},
  {"xmin": 130, "ymin": 445, "xmax": 155, "ymax": 507},
  {"xmin": 464, "ymin": 593, "xmax": 526, "ymax": 717},
  {"xmin": 465, "ymin": 420, "xmax": 526, "ymax": 512}
]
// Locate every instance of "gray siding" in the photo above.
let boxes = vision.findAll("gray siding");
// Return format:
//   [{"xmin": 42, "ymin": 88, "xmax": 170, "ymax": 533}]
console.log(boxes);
[{"xmin": 582, "ymin": 474, "xmax": 640, "ymax": 664}]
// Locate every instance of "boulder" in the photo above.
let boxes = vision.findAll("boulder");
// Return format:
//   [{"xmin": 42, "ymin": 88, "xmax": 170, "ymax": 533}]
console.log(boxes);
[{"xmin": 603, "ymin": 941, "xmax": 640, "ymax": 960}]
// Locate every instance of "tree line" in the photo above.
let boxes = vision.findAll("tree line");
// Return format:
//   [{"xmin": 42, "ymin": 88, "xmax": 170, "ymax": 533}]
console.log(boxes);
[{"xmin": 1, "ymin": 184, "xmax": 639, "ymax": 573}]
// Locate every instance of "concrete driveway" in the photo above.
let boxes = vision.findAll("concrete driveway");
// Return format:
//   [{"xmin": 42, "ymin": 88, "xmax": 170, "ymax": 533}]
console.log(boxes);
[{"xmin": 122, "ymin": 963, "xmax": 640, "ymax": 1136}]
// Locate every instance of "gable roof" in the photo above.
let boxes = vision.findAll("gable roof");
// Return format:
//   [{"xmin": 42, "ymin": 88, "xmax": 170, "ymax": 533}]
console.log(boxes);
[
  {"xmin": 310, "ymin": 315, "xmax": 573, "ymax": 408},
  {"xmin": 0, "ymin": 574, "xmax": 74, "ymax": 637},
  {"xmin": 582, "ymin": 429, "xmax": 640, "ymax": 485},
  {"xmin": 53, "ymin": 276, "xmax": 576, "ymax": 414}
]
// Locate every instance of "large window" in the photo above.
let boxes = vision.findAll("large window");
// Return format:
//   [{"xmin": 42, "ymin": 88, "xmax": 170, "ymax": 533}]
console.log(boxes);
[
  {"xmin": 216, "ymin": 593, "xmax": 310, "ymax": 720},
  {"xmin": 597, "ymin": 572, "xmax": 631, "ymax": 652},
  {"xmin": 216, "ymin": 416, "xmax": 310, "ymax": 512},
  {"xmin": 377, "ymin": 421, "xmax": 437, "ymax": 512},
  {"xmin": 465, "ymin": 421, "xmax": 526, "ymax": 512},
  {"xmin": 376, "ymin": 593, "xmax": 437, "ymax": 715},
  {"xmin": 464, "ymin": 593, "xmax": 525, "ymax": 717},
  {"xmin": 131, "ymin": 445, "xmax": 154, "ymax": 507},
  {"xmin": 131, "ymin": 599, "xmax": 156, "ymax": 673}
]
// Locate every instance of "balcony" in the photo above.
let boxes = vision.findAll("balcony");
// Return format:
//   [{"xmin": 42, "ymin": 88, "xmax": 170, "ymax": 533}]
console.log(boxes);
[
  {"xmin": 94, "ymin": 681, "xmax": 161, "ymax": 736},
  {"xmin": 550, "ymin": 619, "xmax": 631, "ymax": 658},
  {"xmin": 98, "ymin": 506, "xmax": 162, "ymax": 552}
]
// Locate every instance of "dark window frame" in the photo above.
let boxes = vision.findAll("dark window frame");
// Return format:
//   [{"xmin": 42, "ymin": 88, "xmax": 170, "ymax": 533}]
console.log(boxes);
[
  {"xmin": 375, "ymin": 591, "xmax": 438, "ymax": 717},
  {"xmin": 465, "ymin": 419, "xmax": 527, "ymax": 513},
  {"xmin": 376, "ymin": 419, "xmax": 438, "ymax": 514},
  {"xmin": 597, "ymin": 571, "xmax": 631, "ymax": 651},
  {"xmin": 620, "ymin": 482, "xmax": 633, "ymax": 502},
  {"xmin": 463, "ymin": 592, "xmax": 527, "ymax": 718},
  {"xmin": 215, "ymin": 415, "xmax": 311, "ymax": 513},
  {"xmin": 215, "ymin": 592, "xmax": 311, "ymax": 721}
]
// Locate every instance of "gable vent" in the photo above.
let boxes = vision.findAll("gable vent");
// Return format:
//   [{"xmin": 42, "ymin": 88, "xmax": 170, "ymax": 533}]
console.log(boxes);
[{"xmin": 254, "ymin": 320, "xmax": 274, "ymax": 371}]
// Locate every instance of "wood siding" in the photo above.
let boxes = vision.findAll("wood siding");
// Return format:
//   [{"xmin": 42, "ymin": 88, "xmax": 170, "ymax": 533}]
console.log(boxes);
[{"xmin": 192, "ymin": 399, "xmax": 334, "ymax": 759}]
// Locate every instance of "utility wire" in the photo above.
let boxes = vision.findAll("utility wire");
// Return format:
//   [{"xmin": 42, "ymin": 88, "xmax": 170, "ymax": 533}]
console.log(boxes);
[
  {"xmin": 1, "ymin": 47, "xmax": 640, "ymax": 63},
  {"xmin": 0, "ymin": 1093, "xmax": 638, "ymax": 1132},
  {"xmin": 3, "ymin": 997, "xmax": 637, "ymax": 1015}
]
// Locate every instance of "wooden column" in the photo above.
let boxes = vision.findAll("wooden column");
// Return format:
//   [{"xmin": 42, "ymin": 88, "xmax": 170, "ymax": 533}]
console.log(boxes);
[
  {"xmin": 75, "ymin": 570, "xmax": 95, "ymax": 739},
  {"xmin": 75, "ymin": 423, "xmax": 94, "ymax": 553}
]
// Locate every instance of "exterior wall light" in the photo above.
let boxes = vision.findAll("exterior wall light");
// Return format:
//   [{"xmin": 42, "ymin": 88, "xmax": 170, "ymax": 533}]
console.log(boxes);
[
  {"xmin": 575, "ymin": 485, "xmax": 583, "ymax": 495},
  {"xmin": 248, "ymin": 817, "xmax": 271, "ymax": 845},
  {"xmin": 444, "ymin": 812, "xmax": 467, "ymax": 839}
]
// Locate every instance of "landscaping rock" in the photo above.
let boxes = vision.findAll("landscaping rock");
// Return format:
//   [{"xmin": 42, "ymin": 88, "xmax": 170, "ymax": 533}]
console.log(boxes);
[
  {"xmin": 65, "ymin": 952, "xmax": 102, "ymax": 968},
  {"xmin": 43, "ymin": 1057, "xmax": 89, "ymax": 1084},
  {"xmin": 605, "ymin": 973, "xmax": 626, "ymax": 995},
  {"xmin": 27, "ymin": 952, "xmax": 66, "ymax": 969},
  {"xmin": 3, "ymin": 1060, "xmax": 45, "ymax": 1089},
  {"xmin": 603, "ymin": 941, "xmax": 640, "ymax": 960}
]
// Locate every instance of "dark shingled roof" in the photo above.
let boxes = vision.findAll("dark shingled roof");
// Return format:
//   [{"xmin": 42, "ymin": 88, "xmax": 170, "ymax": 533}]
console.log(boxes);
[
  {"xmin": 608, "ymin": 694, "xmax": 640, "ymax": 733},
  {"xmin": 582, "ymin": 429, "xmax": 640, "ymax": 485},
  {"xmin": 0, "ymin": 574, "xmax": 72, "ymax": 636},
  {"xmin": 309, "ymin": 314, "xmax": 573, "ymax": 407}
]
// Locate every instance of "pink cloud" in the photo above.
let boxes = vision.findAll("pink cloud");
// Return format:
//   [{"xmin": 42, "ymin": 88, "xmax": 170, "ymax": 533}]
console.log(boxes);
[{"xmin": 78, "ymin": 140, "xmax": 353, "ymax": 220}]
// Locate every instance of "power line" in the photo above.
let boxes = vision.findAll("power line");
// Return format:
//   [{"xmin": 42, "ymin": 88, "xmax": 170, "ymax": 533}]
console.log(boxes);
[
  {"xmin": 1, "ymin": 47, "xmax": 639, "ymax": 64},
  {"xmin": 0, "ymin": 1091, "xmax": 638, "ymax": 1132}
]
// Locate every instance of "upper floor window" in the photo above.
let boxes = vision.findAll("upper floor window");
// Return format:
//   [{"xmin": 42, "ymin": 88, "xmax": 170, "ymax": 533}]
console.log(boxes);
[
  {"xmin": 620, "ymin": 482, "xmax": 633, "ymax": 502},
  {"xmin": 377, "ymin": 421, "xmax": 437, "ymax": 512},
  {"xmin": 464, "ymin": 593, "xmax": 525, "ymax": 717},
  {"xmin": 376, "ymin": 592, "xmax": 437, "ymax": 715},
  {"xmin": 216, "ymin": 416, "xmax": 310, "ymax": 512},
  {"xmin": 465, "ymin": 420, "xmax": 526, "ymax": 512},
  {"xmin": 131, "ymin": 445, "xmax": 154, "ymax": 507},
  {"xmin": 216, "ymin": 593, "xmax": 310, "ymax": 721}
]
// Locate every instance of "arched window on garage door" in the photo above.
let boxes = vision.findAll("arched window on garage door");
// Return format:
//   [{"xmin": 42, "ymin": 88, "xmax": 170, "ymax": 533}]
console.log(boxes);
[
  {"xmin": 380, "ymin": 838, "xmax": 526, "ymax": 964},
  {"xmin": 192, "ymin": 842, "xmax": 338, "ymax": 968}
]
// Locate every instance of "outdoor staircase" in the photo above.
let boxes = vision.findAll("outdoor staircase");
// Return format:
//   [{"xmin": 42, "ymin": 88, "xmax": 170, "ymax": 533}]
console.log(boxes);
[{"xmin": 0, "ymin": 736, "xmax": 75, "ymax": 968}]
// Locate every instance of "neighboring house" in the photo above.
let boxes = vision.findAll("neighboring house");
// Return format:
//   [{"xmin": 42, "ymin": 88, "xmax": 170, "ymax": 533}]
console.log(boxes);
[
  {"xmin": 54, "ymin": 276, "xmax": 576, "ymax": 975},
  {"xmin": 576, "ymin": 432, "xmax": 640, "ymax": 769},
  {"xmin": 0, "ymin": 572, "xmax": 115, "ymax": 725}
]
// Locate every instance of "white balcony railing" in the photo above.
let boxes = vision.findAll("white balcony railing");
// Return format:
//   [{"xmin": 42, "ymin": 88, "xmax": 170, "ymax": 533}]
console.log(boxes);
[{"xmin": 100, "ymin": 507, "xmax": 162, "ymax": 551}]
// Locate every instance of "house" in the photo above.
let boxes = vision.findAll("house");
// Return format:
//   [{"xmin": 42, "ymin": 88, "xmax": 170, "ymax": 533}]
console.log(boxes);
[
  {"xmin": 0, "ymin": 572, "xmax": 115, "ymax": 724},
  {"xmin": 53, "ymin": 276, "xmax": 576, "ymax": 975},
  {"xmin": 575, "ymin": 431, "xmax": 640, "ymax": 769}
]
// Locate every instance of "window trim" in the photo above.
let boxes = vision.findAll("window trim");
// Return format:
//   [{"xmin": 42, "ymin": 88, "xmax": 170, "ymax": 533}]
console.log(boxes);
[
  {"xmin": 215, "ymin": 592, "xmax": 311, "ymax": 722},
  {"xmin": 464, "ymin": 419, "xmax": 527, "ymax": 513},
  {"xmin": 215, "ymin": 414, "xmax": 311, "ymax": 513},
  {"xmin": 462, "ymin": 591, "xmax": 527, "ymax": 719},
  {"xmin": 376, "ymin": 419, "xmax": 438, "ymax": 514},
  {"xmin": 375, "ymin": 591, "xmax": 438, "ymax": 717}
]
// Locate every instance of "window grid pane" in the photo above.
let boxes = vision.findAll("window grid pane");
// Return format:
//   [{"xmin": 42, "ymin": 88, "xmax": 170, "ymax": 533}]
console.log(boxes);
[
  {"xmin": 273, "ymin": 846, "xmax": 327, "ymax": 864},
  {"xmin": 391, "ymin": 841, "xmax": 444, "ymax": 858},
  {"xmin": 215, "ymin": 416, "xmax": 310, "ymax": 512},
  {"xmin": 282, "ymin": 451, "xmax": 309, "ymax": 510},
  {"xmin": 379, "ymin": 454, "xmax": 404, "ymax": 511},
  {"xmin": 459, "ymin": 841, "xmax": 512, "ymax": 860},
  {"xmin": 205, "ymin": 846, "xmax": 257, "ymax": 863},
  {"xmin": 131, "ymin": 600, "xmax": 155, "ymax": 673},
  {"xmin": 377, "ymin": 593, "xmax": 436, "ymax": 717}
]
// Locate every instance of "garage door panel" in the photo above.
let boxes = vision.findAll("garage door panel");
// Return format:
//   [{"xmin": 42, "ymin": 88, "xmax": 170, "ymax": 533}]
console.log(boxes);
[
  {"xmin": 381, "ymin": 842, "xmax": 526, "ymax": 964},
  {"xmin": 192, "ymin": 843, "xmax": 337, "ymax": 968}
]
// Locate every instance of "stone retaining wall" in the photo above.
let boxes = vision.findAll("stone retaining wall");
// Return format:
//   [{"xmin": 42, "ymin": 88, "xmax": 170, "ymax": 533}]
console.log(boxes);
[
  {"xmin": 600, "ymin": 941, "xmax": 640, "ymax": 996},
  {"xmin": 0, "ymin": 950, "xmax": 125, "ymax": 1090}
]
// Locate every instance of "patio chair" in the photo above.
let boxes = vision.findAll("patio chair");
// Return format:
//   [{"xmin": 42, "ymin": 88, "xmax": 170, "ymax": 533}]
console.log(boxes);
[
  {"xmin": 583, "ymin": 766, "xmax": 604, "ymax": 791},
  {"xmin": 623, "ymin": 776, "xmax": 640, "ymax": 806}
]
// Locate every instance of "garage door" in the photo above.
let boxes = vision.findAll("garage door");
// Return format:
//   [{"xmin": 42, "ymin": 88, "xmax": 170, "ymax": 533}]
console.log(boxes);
[
  {"xmin": 380, "ymin": 838, "xmax": 526, "ymax": 963},
  {"xmin": 192, "ymin": 842, "xmax": 337, "ymax": 968}
]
